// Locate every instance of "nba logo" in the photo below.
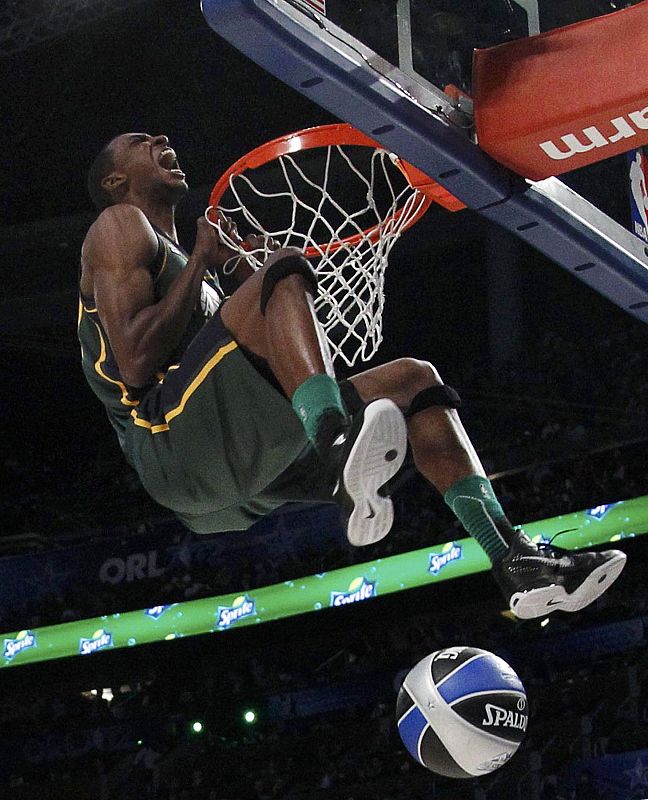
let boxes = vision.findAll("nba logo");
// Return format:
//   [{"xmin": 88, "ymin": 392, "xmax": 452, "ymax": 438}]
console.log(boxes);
[{"xmin": 628, "ymin": 147, "xmax": 648, "ymax": 243}]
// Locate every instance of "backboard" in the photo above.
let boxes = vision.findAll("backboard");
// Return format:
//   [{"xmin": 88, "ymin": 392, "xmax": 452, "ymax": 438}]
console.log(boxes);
[{"xmin": 201, "ymin": 0, "xmax": 648, "ymax": 324}]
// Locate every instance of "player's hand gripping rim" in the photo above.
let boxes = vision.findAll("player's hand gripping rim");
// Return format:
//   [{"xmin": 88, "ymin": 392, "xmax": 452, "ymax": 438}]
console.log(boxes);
[{"xmin": 204, "ymin": 207, "xmax": 282, "ymax": 274}]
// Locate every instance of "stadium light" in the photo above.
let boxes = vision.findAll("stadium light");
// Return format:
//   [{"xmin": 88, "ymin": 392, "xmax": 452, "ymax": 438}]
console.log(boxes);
[
  {"xmin": 243, "ymin": 709, "xmax": 257, "ymax": 724},
  {"xmin": 190, "ymin": 720, "xmax": 205, "ymax": 734}
]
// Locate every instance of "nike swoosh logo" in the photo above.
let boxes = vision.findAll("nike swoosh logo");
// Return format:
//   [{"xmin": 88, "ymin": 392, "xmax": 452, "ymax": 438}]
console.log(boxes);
[
  {"xmin": 365, "ymin": 502, "xmax": 376, "ymax": 520},
  {"xmin": 546, "ymin": 598, "xmax": 563, "ymax": 607}
]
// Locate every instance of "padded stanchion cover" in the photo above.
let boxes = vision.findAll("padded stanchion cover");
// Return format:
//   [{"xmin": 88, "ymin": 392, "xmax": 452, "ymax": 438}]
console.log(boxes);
[{"xmin": 473, "ymin": 1, "xmax": 648, "ymax": 180}]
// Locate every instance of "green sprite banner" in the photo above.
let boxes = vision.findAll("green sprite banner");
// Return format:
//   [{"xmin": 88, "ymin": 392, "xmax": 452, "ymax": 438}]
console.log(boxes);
[{"xmin": 2, "ymin": 496, "xmax": 647, "ymax": 669}]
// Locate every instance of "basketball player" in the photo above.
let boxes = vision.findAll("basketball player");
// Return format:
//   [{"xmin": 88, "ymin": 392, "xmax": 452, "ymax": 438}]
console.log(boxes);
[{"xmin": 79, "ymin": 132, "xmax": 626, "ymax": 620}]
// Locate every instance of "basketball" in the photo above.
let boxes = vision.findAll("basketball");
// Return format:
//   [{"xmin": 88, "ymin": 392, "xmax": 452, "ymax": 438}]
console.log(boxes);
[{"xmin": 396, "ymin": 647, "xmax": 527, "ymax": 778}]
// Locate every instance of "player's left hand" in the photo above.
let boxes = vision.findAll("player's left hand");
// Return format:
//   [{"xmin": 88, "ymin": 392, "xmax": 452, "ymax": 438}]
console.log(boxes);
[{"xmin": 208, "ymin": 210, "xmax": 245, "ymax": 269}]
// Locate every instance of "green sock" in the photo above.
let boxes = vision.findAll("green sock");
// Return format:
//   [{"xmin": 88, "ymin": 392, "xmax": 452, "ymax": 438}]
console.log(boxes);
[
  {"xmin": 444, "ymin": 475, "xmax": 514, "ymax": 563},
  {"xmin": 291, "ymin": 374, "xmax": 347, "ymax": 451}
]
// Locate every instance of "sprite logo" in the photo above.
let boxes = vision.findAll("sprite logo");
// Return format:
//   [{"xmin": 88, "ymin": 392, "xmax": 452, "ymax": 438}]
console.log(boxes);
[
  {"xmin": 216, "ymin": 595, "xmax": 256, "ymax": 629},
  {"xmin": 3, "ymin": 630, "xmax": 37, "ymax": 661},
  {"xmin": 428, "ymin": 542, "xmax": 463, "ymax": 575},
  {"xmin": 586, "ymin": 504, "xmax": 614, "ymax": 520},
  {"xmin": 330, "ymin": 577, "xmax": 376, "ymax": 607},
  {"xmin": 79, "ymin": 629, "xmax": 113, "ymax": 655},
  {"xmin": 145, "ymin": 605, "xmax": 173, "ymax": 619}
]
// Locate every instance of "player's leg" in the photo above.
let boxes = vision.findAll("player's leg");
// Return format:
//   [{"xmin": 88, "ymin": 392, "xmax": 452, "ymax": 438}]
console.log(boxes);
[
  {"xmin": 343, "ymin": 358, "xmax": 485, "ymax": 491},
  {"xmin": 345, "ymin": 358, "xmax": 516, "ymax": 559},
  {"xmin": 345, "ymin": 358, "xmax": 626, "ymax": 618},
  {"xmin": 220, "ymin": 248, "xmax": 408, "ymax": 545},
  {"xmin": 221, "ymin": 247, "xmax": 345, "ymax": 451}
]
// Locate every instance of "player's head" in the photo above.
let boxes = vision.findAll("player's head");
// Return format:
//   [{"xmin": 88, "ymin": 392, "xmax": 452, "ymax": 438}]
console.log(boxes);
[{"xmin": 87, "ymin": 133, "xmax": 188, "ymax": 210}]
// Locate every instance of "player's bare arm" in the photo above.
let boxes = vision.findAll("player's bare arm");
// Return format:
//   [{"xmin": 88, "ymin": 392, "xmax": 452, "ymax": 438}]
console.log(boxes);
[{"xmin": 81, "ymin": 204, "xmax": 232, "ymax": 387}]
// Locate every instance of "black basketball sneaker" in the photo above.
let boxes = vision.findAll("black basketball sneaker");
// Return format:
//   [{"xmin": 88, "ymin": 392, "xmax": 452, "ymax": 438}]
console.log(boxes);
[
  {"xmin": 323, "ymin": 398, "xmax": 408, "ymax": 546},
  {"xmin": 492, "ymin": 531, "xmax": 627, "ymax": 620}
]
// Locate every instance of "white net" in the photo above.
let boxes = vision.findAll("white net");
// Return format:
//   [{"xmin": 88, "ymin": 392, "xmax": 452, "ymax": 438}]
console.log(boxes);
[{"xmin": 207, "ymin": 142, "xmax": 427, "ymax": 367}]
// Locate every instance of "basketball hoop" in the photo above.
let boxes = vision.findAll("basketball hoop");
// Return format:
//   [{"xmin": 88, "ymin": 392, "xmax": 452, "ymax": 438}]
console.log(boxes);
[{"xmin": 207, "ymin": 123, "xmax": 446, "ymax": 366}]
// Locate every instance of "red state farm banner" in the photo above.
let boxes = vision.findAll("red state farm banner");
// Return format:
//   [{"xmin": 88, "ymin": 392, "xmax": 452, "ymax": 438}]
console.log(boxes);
[{"xmin": 472, "ymin": 1, "xmax": 648, "ymax": 180}]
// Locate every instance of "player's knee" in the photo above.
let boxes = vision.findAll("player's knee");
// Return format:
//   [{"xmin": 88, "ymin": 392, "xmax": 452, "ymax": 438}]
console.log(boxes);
[
  {"xmin": 394, "ymin": 358, "xmax": 443, "ymax": 395},
  {"xmin": 395, "ymin": 359, "xmax": 462, "ymax": 418},
  {"xmin": 259, "ymin": 251, "xmax": 318, "ymax": 315}
]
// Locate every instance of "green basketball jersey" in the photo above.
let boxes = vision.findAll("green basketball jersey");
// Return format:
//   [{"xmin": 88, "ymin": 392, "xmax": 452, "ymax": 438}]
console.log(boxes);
[{"xmin": 78, "ymin": 228, "xmax": 224, "ymax": 454}]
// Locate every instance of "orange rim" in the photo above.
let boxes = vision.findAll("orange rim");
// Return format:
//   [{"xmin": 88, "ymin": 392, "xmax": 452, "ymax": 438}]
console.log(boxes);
[{"xmin": 208, "ymin": 122, "xmax": 435, "ymax": 259}]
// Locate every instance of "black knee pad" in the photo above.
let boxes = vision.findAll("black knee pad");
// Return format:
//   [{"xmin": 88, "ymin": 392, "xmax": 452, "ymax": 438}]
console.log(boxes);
[
  {"xmin": 259, "ymin": 254, "xmax": 318, "ymax": 315},
  {"xmin": 406, "ymin": 384, "xmax": 462, "ymax": 418}
]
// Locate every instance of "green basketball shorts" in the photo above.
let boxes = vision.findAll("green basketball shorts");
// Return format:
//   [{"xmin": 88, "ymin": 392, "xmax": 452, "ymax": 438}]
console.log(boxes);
[{"xmin": 124, "ymin": 310, "xmax": 332, "ymax": 533}]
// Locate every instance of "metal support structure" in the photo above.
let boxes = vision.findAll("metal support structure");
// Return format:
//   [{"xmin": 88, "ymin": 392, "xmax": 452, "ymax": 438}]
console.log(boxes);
[
  {"xmin": 395, "ymin": 0, "xmax": 414, "ymax": 74},
  {"xmin": 513, "ymin": 0, "xmax": 541, "ymax": 35}
]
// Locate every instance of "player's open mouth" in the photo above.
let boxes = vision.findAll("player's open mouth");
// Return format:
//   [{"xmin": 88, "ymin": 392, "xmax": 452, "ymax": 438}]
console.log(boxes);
[{"xmin": 158, "ymin": 147, "xmax": 185, "ymax": 178}]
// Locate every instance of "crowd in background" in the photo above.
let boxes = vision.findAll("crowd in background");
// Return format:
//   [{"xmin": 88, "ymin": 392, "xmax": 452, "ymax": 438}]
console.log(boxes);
[
  {"xmin": 454, "ymin": 327, "xmax": 648, "ymax": 468},
  {"xmin": 2, "ymin": 555, "xmax": 647, "ymax": 800}
]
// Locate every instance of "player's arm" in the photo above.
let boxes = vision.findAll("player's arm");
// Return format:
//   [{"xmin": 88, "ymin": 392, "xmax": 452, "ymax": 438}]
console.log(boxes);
[{"xmin": 85, "ymin": 205, "xmax": 230, "ymax": 387}]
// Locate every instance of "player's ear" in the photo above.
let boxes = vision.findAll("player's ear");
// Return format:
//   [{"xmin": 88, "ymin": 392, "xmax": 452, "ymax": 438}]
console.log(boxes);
[{"xmin": 101, "ymin": 171, "xmax": 128, "ymax": 197}]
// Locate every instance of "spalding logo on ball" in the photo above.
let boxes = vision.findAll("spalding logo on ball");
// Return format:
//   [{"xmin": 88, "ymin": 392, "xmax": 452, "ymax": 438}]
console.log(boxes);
[{"xmin": 396, "ymin": 647, "xmax": 527, "ymax": 778}]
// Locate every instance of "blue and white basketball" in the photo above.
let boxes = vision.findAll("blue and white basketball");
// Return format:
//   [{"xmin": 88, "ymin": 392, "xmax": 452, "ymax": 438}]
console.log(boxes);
[{"xmin": 396, "ymin": 647, "xmax": 527, "ymax": 778}]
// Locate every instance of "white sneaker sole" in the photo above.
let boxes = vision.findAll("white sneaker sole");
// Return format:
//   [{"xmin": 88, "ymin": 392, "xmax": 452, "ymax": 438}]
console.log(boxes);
[
  {"xmin": 342, "ymin": 399, "xmax": 408, "ymax": 547},
  {"xmin": 510, "ymin": 551, "xmax": 627, "ymax": 620}
]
